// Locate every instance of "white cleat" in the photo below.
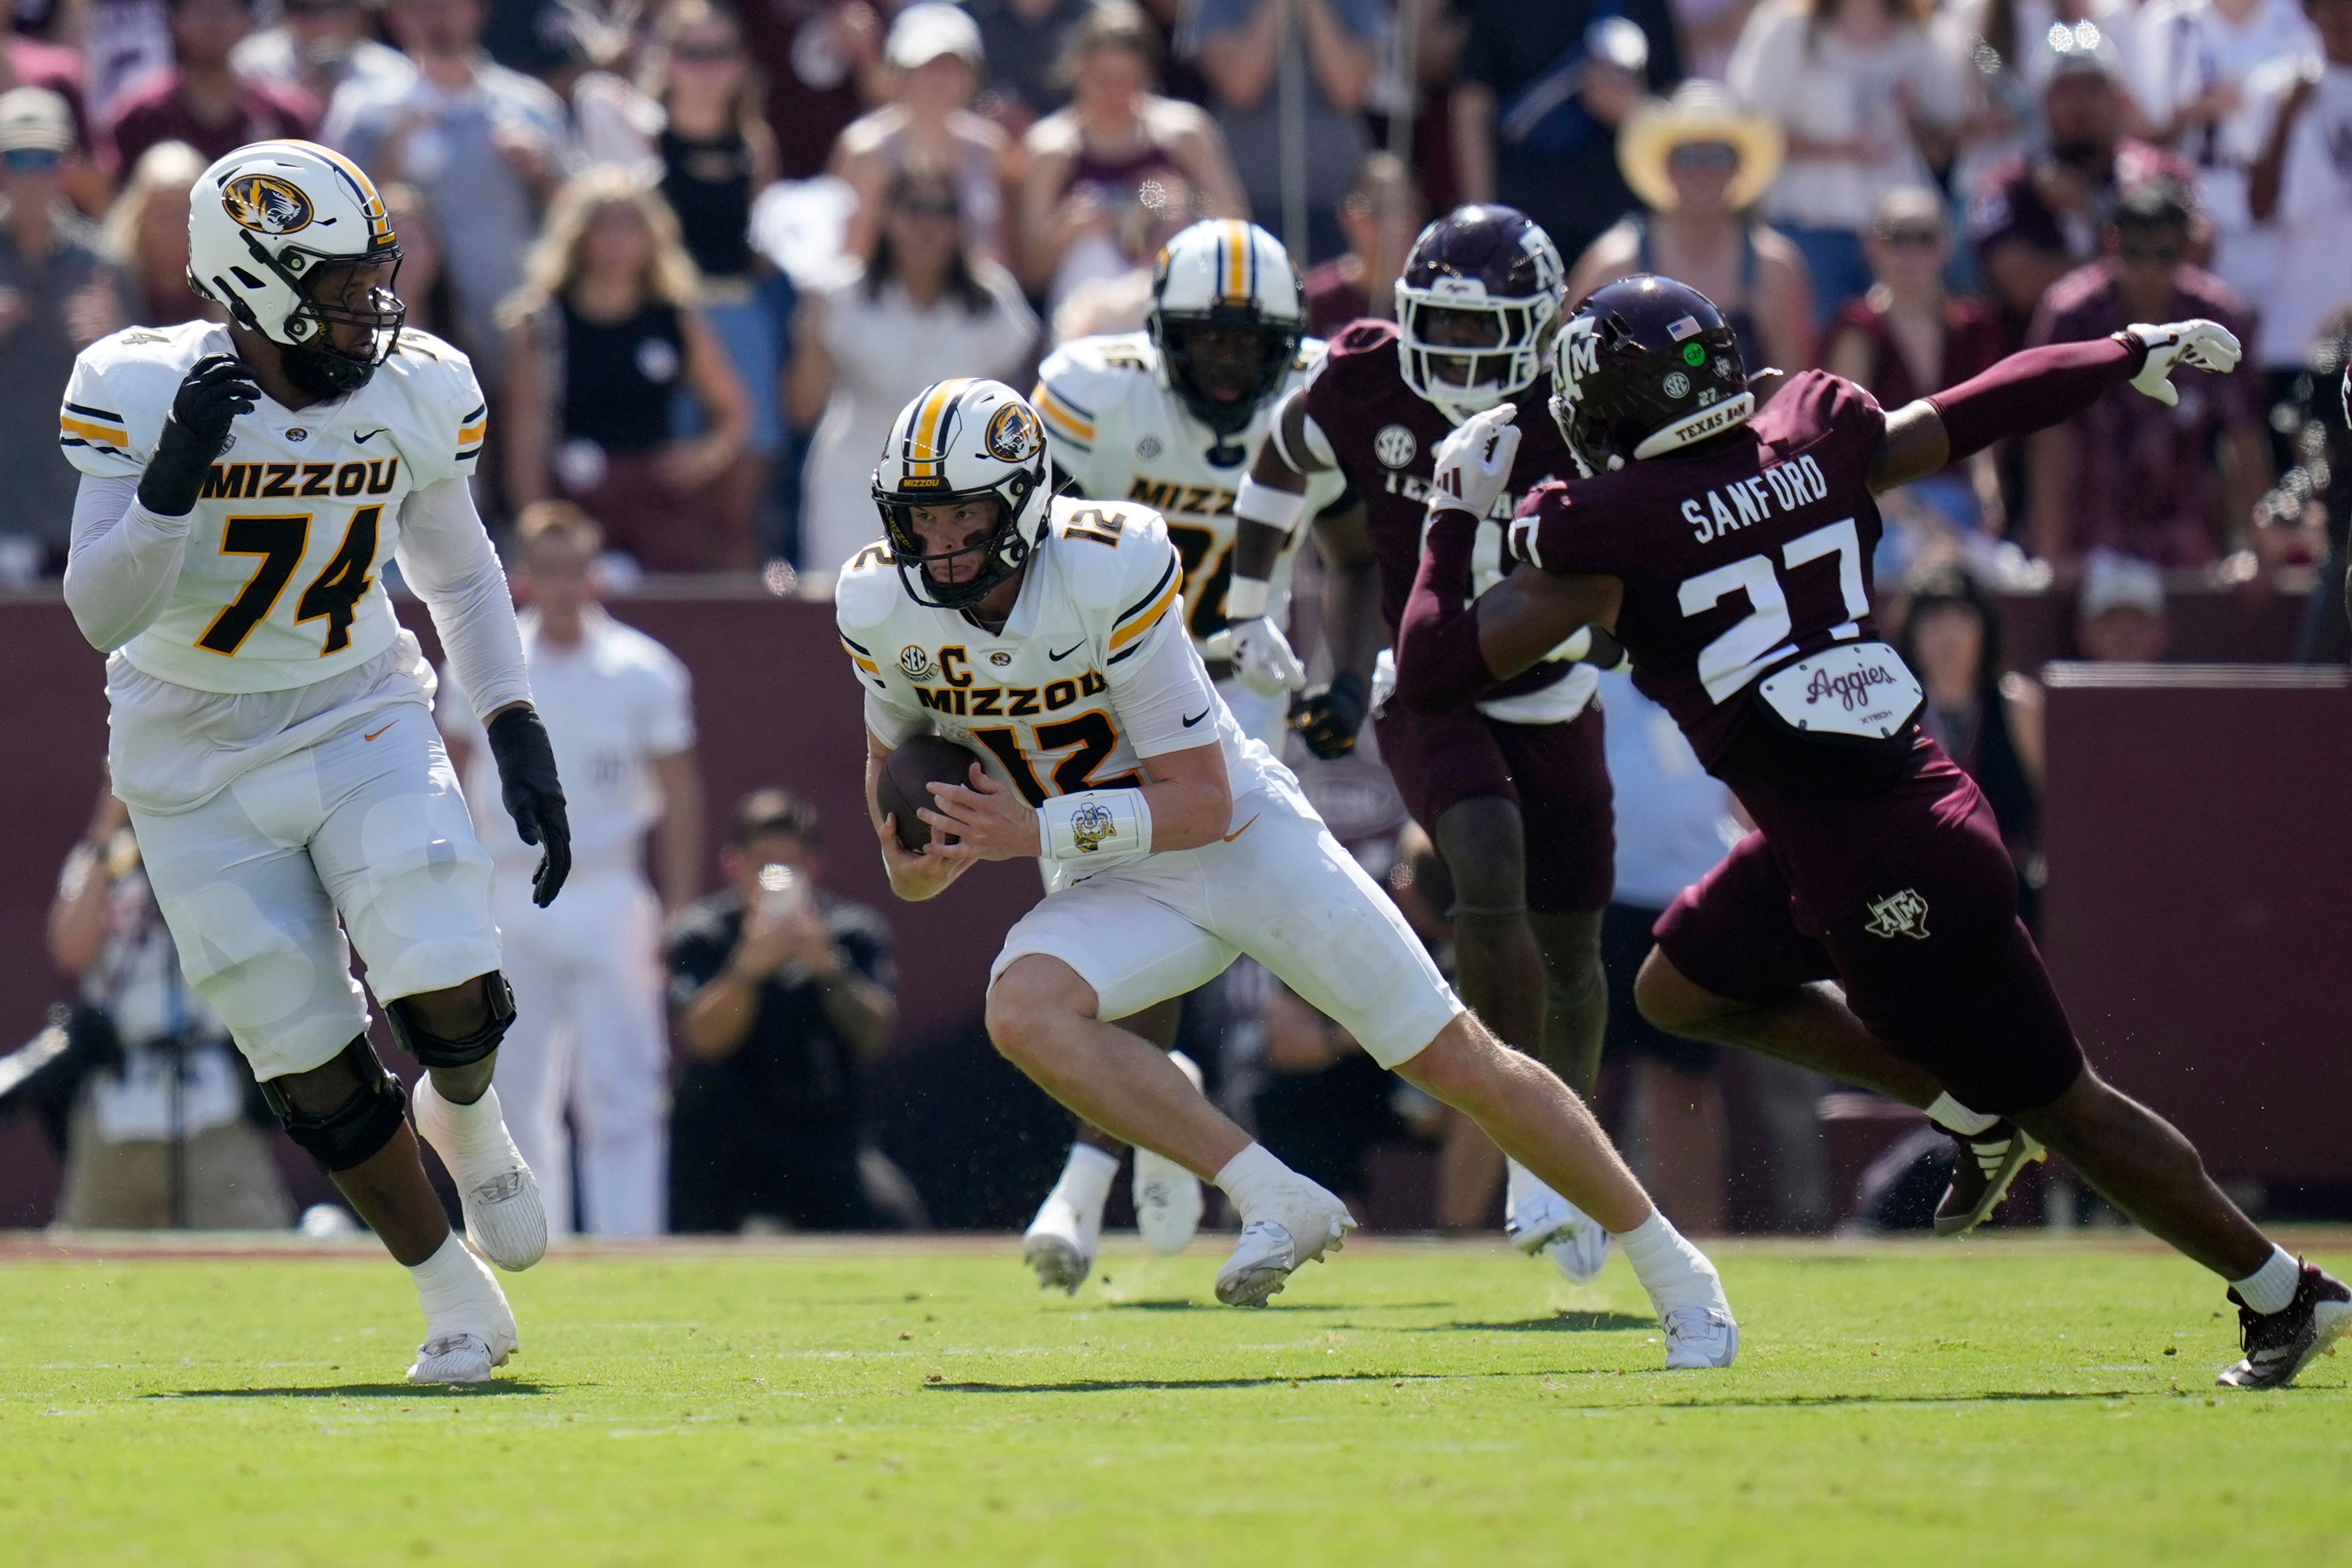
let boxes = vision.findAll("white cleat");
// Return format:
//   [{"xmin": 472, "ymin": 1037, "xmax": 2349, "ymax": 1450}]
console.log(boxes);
[
  {"xmin": 1215, "ymin": 1175, "xmax": 1355, "ymax": 1308},
  {"xmin": 1022, "ymin": 1192, "xmax": 1101, "ymax": 1294},
  {"xmin": 406, "ymin": 1242, "xmax": 519, "ymax": 1385},
  {"xmin": 411, "ymin": 1077, "xmax": 548, "ymax": 1273},
  {"xmin": 1662, "ymin": 1304, "xmax": 1740, "ymax": 1370},
  {"xmin": 1506, "ymin": 1177, "xmax": 1611, "ymax": 1286},
  {"xmin": 1134, "ymin": 1052, "xmax": 1207, "ymax": 1255}
]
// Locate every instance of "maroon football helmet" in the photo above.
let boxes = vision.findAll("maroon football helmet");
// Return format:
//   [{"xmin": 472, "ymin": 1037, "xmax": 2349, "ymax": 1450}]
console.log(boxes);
[
  {"xmin": 1393, "ymin": 205, "xmax": 1566, "ymax": 425},
  {"xmin": 1547, "ymin": 275, "xmax": 1752, "ymax": 475}
]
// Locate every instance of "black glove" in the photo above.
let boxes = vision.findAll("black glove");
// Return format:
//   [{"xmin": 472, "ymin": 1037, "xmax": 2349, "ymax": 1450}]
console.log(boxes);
[
  {"xmin": 485, "ymin": 705, "xmax": 571, "ymax": 907},
  {"xmin": 1572, "ymin": 625, "xmax": 1632, "ymax": 673},
  {"xmin": 1291, "ymin": 670, "xmax": 1369, "ymax": 760},
  {"xmin": 138, "ymin": 356, "xmax": 260, "ymax": 516}
]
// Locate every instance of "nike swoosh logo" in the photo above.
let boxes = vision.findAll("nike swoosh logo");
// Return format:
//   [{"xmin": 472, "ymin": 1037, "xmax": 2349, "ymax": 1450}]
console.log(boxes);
[
  {"xmin": 1050, "ymin": 643, "xmax": 1085, "ymax": 662},
  {"xmin": 363, "ymin": 721, "xmax": 396, "ymax": 742},
  {"xmin": 1221, "ymin": 814, "xmax": 1260, "ymax": 843},
  {"xmin": 355, "ymin": 428, "xmax": 389, "ymax": 443},
  {"xmin": 1182, "ymin": 709, "xmax": 1210, "ymax": 728}
]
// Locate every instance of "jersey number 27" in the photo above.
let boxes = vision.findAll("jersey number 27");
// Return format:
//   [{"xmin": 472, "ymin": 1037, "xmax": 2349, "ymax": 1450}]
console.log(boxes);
[{"xmin": 1679, "ymin": 518, "xmax": 1869, "ymax": 703}]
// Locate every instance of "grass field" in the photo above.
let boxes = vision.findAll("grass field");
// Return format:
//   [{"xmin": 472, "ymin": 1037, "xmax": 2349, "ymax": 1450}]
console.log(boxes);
[{"xmin": 4, "ymin": 1231, "xmax": 2349, "ymax": 1567}]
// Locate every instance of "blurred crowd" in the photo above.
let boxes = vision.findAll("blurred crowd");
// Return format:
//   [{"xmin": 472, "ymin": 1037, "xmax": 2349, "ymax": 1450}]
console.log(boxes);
[
  {"xmin": 6, "ymin": 0, "xmax": 2352, "ymax": 1237},
  {"xmin": 0, "ymin": 0, "xmax": 2345, "ymax": 621}
]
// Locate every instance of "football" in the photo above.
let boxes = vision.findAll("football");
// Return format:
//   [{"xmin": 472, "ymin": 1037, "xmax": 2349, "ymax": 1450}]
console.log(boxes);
[{"xmin": 877, "ymin": 733, "xmax": 985, "ymax": 853}]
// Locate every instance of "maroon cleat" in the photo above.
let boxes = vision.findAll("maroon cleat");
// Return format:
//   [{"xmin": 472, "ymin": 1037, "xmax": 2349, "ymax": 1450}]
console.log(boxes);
[
  {"xmin": 2218, "ymin": 1263, "xmax": 2352, "ymax": 1389},
  {"xmin": 1932, "ymin": 1121, "xmax": 2045, "ymax": 1237}
]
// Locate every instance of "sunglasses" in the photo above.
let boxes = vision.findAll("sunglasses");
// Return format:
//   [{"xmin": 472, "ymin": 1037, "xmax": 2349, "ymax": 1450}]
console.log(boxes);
[
  {"xmin": 1668, "ymin": 142, "xmax": 1741, "ymax": 172},
  {"xmin": 1, "ymin": 146, "xmax": 64, "ymax": 172},
  {"xmin": 2119, "ymin": 241, "xmax": 2182, "ymax": 263},
  {"xmin": 1877, "ymin": 226, "xmax": 1943, "ymax": 247}
]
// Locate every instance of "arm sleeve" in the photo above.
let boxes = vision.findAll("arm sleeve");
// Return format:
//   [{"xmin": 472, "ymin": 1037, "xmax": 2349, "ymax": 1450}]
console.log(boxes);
[
  {"xmin": 1395, "ymin": 508, "xmax": 1499, "ymax": 713},
  {"xmin": 1927, "ymin": 335, "xmax": 2145, "ymax": 462},
  {"xmin": 393, "ymin": 476, "xmax": 533, "ymax": 719},
  {"xmin": 62, "ymin": 472, "xmax": 190, "ymax": 653},
  {"xmin": 1104, "ymin": 612, "xmax": 1224, "ymax": 757}
]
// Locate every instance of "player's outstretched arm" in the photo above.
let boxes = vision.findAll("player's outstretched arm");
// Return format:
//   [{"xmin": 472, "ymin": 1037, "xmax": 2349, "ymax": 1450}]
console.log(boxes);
[
  {"xmin": 1868, "ymin": 322, "xmax": 2241, "ymax": 493},
  {"xmin": 398, "ymin": 476, "xmax": 570, "ymax": 907}
]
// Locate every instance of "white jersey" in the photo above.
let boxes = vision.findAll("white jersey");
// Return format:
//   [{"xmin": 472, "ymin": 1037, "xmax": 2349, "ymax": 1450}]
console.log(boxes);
[
  {"xmin": 440, "ymin": 606, "xmax": 696, "ymax": 876},
  {"xmin": 1032, "ymin": 332, "xmax": 1349, "ymax": 660},
  {"xmin": 840, "ymin": 496, "xmax": 1291, "ymax": 889},
  {"xmin": 61, "ymin": 320, "xmax": 487, "ymax": 695}
]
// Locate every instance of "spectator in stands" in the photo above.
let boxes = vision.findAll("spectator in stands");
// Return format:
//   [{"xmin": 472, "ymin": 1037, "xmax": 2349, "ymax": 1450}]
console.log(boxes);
[
  {"xmin": 234, "ymin": 0, "xmax": 415, "ymax": 108},
  {"xmin": 964, "ymin": 0, "xmax": 1097, "ymax": 135},
  {"xmin": 1894, "ymin": 565, "xmax": 2045, "ymax": 922},
  {"xmin": 2242, "ymin": 0, "xmax": 2352, "ymax": 454},
  {"xmin": 1302, "ymin": 149, "xmax": 1423, "ymax": 337},
  {"xmin": 1189, "ymin": 0, "xmax": 1382, "ymax": 263},
  {"xmin": 651, "ymin": 0, "xmax": 786, "ymax": 566},
  {"xmin": 1016, "ymin": 2, "xmax": 1244, "ymax": 307},
  {"xmin": 104, "ymin": 0, "xmax": 317, "ymax": 175},
  {"xmin": 2026, "ymin": 177, "xmax": 2270, "ymax": 581},
  {"xmin": 1823, "ymin": 185, "xmax": 2008, "ymax": 570},
  {"xmin": 0, "ymin": 88, "xmax": 119, "ymax": 582},
  {"xmin": 1728, "ymin": 0, "xmax": 1969, "ymax": 324},
  {"xmin": 324, "ymin": 0, "xmax": 571, "ymax": 377},
  {"xmin": 2, "ymin": 18, "xmax": 112, "ymax": 214},
  {"xmin": 377, "ymin": 179, "xmax": 455, "ymax": 336},
  {"xmin": 47, "ymin": 782, "xmax": 293, "ymax": 1230},
  {"xmin": 1452, "ymin": 0, "xmax": 1682, "ymax": 268},
  {"xmin": 502, "ymin": 169, "xmax": 754, "ymax": 573},
  {"xmin": 1047, "ymin": 171, "xmax": 1202, "ymax": 341},
  {"xmin": 834, "ymin": 4, "xmax": 1011, "ymax": 266},
  {"xmin": 738, "ymin": 0, "xmax": 884, "ymax": 183},
  {"xmin": 2288, "ymin": 317, "xmax": 2351, "ymax": 661},
  {"xmin": 2074, "ymin": 546, "xmax": 2173, "ymax": 658},
  {"xmin": 669, "ymin": 790, "xmax": 902, "ymax": 1234},
  {"xmin": 1947, "ymin": 0, "xmax": 2147, "ymax": 205},
  {"xmin": 100, "ymin": 139, "xmax": 207, "ymax": 328},
  {"xmin": 789, "ymin": 168, "xmax": 1036, "ymax": 582},
  {"xmin": 439, "ymin": 502, "xmax": 703, "ymax": 1236},
  {"xmin": 1569, "ymin": 82, "xmax": 1816, "ymax": 375},
  {"xmin": 1968, "ymin": 26, "xmax": 2195, "ymax": 346},
  {"xmin": 79, "ymin": 0, "xmax": 177, "ymax": 129}
]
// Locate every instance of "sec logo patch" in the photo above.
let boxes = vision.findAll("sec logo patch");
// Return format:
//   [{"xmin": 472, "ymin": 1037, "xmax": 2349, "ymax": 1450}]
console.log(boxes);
[
  {"xmin": 1374, "ymin": 424, "xmax": 1417, "ymax": 469},
  {"xmin": 898, "ymin": 646, "xmax": 933, "ymax": 680}
]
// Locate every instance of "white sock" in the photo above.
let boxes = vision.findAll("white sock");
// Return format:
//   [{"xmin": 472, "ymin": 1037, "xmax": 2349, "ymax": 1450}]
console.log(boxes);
[
  {"xmin": 1212, "ymin": 1142, "xmax": 1293, "ymax": 1221},
  {"xmin": 1925, "ymin": 1093, "xmax": 1999, "ymax": 1138},
  {"xmin": 2232, "ymin": 1245, "xmax": 2301, "ymax": 1315},
  {"xmin": 1052, "ymin": 1144, "xmax": 1121, "ymax": 1220},
  {"xmin": 1614, "ymin": 1208, "xmax": 1722, "ymax": 1314},
  {"xmin": 407, "ymin": 1233, "xmax": 494, "ymax": 1332},
  {"xmin": 419, "ymin": 1080, "xmax": 517, "ymax": 1176}
]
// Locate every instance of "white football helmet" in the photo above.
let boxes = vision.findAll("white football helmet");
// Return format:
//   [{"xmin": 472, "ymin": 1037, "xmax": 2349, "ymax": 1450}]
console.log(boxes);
[
  {"xmin": 1394, "ymin": 204, "xmax": 1566, "ymax": 426},
  {"xmin": 872, "ymin": 378, "xmax": 1053, "ymax": 609},
  {"xmin": 188, "ymin": 140, "xmax": 404, "ymax": 393},
  {"xmin": 1147, "ymin": 219, "xmax": 1305, "ymax": 440}
]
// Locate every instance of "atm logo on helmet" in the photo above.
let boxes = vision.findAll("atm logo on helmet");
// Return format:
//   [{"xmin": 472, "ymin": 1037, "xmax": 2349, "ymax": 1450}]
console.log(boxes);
[
  {"xmin": 1557, "ymin": 320, "xmax": 1600, "ymax": 400},
  {"xmin": 222, "ymin": 174, "xmax": 315, "ymax": 236}
]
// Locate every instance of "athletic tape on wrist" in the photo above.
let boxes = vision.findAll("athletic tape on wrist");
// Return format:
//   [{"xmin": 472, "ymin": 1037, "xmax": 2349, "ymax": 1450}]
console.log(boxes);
[
  {"xmin": 1038, "ymin": 788, "xmax": 1153, "ymax": 870},
  {"xmin": 1233, "ymin": 475, "xmax": 1310, "ymax": 537},
  {"xmin": 1224, "ymin": 575, "xmax": 1272, "ymax": 622}
]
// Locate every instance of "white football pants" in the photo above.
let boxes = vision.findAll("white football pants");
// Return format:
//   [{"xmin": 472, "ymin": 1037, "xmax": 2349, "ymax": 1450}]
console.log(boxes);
[{"xmin": 491, "ymin": 865, "xmax": 671, "ymax": 1235}]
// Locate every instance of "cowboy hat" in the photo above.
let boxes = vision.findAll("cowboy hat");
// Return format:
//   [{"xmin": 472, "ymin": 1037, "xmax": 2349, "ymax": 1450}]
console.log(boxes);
[{"xmin": 1617, "ymin": 82, "xmax": 1784, "ymax": 213}]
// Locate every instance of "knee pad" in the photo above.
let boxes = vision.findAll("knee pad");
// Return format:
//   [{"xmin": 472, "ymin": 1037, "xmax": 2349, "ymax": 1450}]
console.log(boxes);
[
  {"xmin": 262, "ymin": 1036, "xmax": 409, "ymax": 1172},
  {"xmin": 385, "ymin": 971, "xmax": 515, "ymax": 1069}
]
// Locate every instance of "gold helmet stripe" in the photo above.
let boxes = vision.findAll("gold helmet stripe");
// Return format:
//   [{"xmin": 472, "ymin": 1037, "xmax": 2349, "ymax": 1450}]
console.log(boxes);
[{"xmin": 903, "ymin": 377, "xmax": 975, "ymax": 476}]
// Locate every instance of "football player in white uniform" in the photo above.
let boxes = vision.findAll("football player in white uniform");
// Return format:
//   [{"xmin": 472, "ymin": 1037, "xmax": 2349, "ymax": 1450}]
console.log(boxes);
[
  {"xmin": 837, "ymin": 377, "xmax": 1737, "ymax": 1365},
  {"xmin": 1018, "ymin": 220, "xmax": 1357, "ymax": 1287},
  {"xmin": 59, "ymin": 141, "xmax": 567, "ymax": 1385}
]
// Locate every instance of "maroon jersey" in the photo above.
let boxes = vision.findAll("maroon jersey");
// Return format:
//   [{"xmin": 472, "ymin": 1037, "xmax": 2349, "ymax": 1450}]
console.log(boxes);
[
  {"xmin": 1509, "ymin": 369, "xmax": 1953, "ymax": 930},
  {"xmin": 1305, "ymin": 318, "xmax": 1580, "ymax": 703}
]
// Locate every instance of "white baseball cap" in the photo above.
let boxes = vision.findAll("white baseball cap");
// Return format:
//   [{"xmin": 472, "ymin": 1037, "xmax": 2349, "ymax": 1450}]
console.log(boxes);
[
  {"xmin": 888, "ymin": 2, "xmax": 984, "ymax": 70},
  {"xmin": 0, "ymin": 86, "xmax": 74, "ymax": 155}
]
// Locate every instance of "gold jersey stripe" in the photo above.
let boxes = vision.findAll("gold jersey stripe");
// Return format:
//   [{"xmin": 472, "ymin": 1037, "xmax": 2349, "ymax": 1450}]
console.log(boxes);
[
  {"xmin": 1034, "ymin": 388, "xmax": 1095, "ymax": 442},
  {"xmin": 1108, "ymin": 576, "xmax": 1179, "ymax": 652},
  {"xmin": 59, "ymin": 414, "xmax": 130, "ymax": 443}
]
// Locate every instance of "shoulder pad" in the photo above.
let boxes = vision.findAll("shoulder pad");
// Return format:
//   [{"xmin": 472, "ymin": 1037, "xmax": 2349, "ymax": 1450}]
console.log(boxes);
[
  {"xmin": 1034, "ymin": 332, "xmax": 1155, "ymax": 458},
  {"xmin": 1047, "ymin": 497, "xmax": 1177, "ymax": 613},
  {"xmin": 833, "ymin": 540, "xmax": 902, "ymax": 636},
  {"xmin": 375, "ymin": 329, "xmax": 489, "ymax": 478},
  {"xmin": 61, "ymin": 322, "xmax": 216, "ymax": 472}
]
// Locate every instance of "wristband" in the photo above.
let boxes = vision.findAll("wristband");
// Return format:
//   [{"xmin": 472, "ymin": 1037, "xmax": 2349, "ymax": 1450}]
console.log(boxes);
[
  {"xmin": 1234, "ymin": 474, "xmax": 1310, "ymax": 537},
  {"xmin": 1224, "ymin": 576, "xmax": 1272, "ymax": 622},
  {"xmin": 1038, "ymin": 788, "xmax": 1153, "ymax": 869}
]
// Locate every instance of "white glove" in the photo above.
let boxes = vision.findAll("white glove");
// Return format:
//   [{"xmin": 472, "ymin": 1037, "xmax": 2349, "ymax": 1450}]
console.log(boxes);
[
  {"xmin": 1222, "ymin": 614, "xmax": 1306, "ymax": 696},
  {"xmin": 1428, "ymin": 404, "xmax": 1521, "ymax": 520},
  {"xmin": 2127, "ymin": 319, "xmax": 2242, "ymax": 409}
]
